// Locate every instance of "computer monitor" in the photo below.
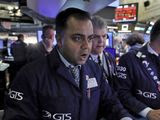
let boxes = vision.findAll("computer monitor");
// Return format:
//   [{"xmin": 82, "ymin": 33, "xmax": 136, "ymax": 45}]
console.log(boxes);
[
  {"xmin": 0, "ymin": 39, "xmax": 3, "ymax": 49},
  {"xmin": 114, "ymin": 3, "xmax": 138, "ymax": 23},
  {"xmin": 107, "ymin": 32, "xmax": 113, "ymax": 48}
]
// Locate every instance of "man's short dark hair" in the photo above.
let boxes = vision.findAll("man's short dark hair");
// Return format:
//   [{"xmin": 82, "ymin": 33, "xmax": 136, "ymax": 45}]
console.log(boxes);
[
  {"xmin": 150, "ymin": 19, "xmax": 160, "ymax": 42},
  {"xmin": 126, "ymin": 33, "xmax": 144, "ymax": 46},
  {"xmin": 17, "ymin": 34, "xmax": 24, "ymax": 40},
  {"xmin": 55, "ymin": 7, "xmax": 91, "ymax": 39},
  {"xmin": 42, "ymin": 25, "xmax": 54, "ymax": 39}
]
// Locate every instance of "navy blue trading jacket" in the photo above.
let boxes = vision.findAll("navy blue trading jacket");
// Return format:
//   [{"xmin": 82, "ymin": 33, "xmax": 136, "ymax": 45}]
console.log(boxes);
[
  {"xmin": 4, "ymin": 47, "xmax": 131, "ymax": 120},
  {"xmin": 10, "ymin": 40, "xmax": 27, "ymax": 62},
  {"xmin": 26, "ymin": 41, "xmax": 50, "ymax": 63},
  {"xmin": 102, "ymin": 51, "xmax": 117, "ymax": 88},
  {"xmin": 116, "ymin": 44, "xmax": 160, "ymax": 115},
  {"xmin": 89, "ymin": 51, "xmax": 117, "ymax": 88}
]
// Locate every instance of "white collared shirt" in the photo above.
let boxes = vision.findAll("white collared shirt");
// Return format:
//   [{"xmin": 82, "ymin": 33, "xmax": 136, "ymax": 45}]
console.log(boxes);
[
  {"xmin": 90, "ymin": 53, "xmax": 103, "ymax": 63},
  {"xmin": 90, "ymin": 52, "xmax": 109, "ymax": 76}
]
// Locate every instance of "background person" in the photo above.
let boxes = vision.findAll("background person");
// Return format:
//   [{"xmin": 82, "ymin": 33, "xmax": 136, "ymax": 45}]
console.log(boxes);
[
  {"xmin": 90, "ymin": 16, "xmax": 117, "ymax": 87},
  {"xmin": 10, "ymin": 34, "xmax": 27, "ymax": 62},
  {"xmin": 116, "ymin": 19, "xmax": 160, "ymax": 120},
  {"xmin": 126, "ymin": 33, "xmax": 145, "ymax": 52},
  {"xmin": 26, "ymin": 25, "xmax": 55, "ymax": 62}
]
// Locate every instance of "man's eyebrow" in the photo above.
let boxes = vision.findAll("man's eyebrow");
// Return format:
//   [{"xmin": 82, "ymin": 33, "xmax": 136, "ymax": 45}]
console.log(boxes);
[
  {"xmin": 88, "ymin": 34, "xmax": 94, "ymax": 38},
  {"xmin": 71, "ymin": 34, "xmax": 84, "ymax": 37},
  {"xmin": 71, "ymin": 34, "xmax": 94, "ymax": 39},
  {"xmin": 94, "ymin": 34, "xmax": 106, "ymax": 37}
]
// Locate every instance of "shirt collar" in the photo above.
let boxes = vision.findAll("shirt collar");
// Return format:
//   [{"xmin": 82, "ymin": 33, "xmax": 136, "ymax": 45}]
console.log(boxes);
[
  {"xmin": 90, "ymin": 54, "xmax": 98, "ymax": 62},
  {"xmin": 147, "ymin": 42, "xmax": 159, "ymax": 56},
  {"xmin": 57, "ymin": 48, "xmax": 81, "ymax": 68},
  {"xmin": 90, "ymin": 53, "xmax": 103, "ymax": 63},
  {"xmin": 42, "ymin": 41, "xmax": 53, "ymax": 53}
]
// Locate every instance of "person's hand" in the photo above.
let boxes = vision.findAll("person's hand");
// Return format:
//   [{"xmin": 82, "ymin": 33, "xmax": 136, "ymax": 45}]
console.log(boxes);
[{"xmin": 147, "ymin": 109, "xmax": 160, "ymax": 120}]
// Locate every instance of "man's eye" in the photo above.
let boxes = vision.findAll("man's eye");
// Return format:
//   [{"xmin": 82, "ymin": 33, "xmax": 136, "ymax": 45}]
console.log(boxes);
[
  {"xmin": 102, "ymin": 35, "xmax": 107, "ymax": 39},
  {"xmin": 88, "ymin": 36, "xmax": 94, "ymax": 42},
  {"xmin": 93, "ymin": 35, "xmax": 100, "ymax": 40},
  {"xmin": 72, "ymin": 36, "xmax": 83, "ymax": 42}
]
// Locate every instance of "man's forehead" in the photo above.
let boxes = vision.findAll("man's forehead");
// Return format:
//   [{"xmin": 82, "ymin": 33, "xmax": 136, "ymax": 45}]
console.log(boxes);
[
  {"xmin": 65, "ymin": 18, "xmax": 93, "ymax": 34},
  {"xmin": 94, "ymin": 26, "xmax": 106, "ymax": 31}
]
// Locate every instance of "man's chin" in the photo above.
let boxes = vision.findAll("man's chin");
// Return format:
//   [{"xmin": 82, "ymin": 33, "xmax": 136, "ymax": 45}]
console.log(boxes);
[
  {"xmin": 94, "ymin": 50, "xmax": 102, "ymax": 54},
  {"xmin": 77, "ymin": 60, "xmax": 87, "ymax": 65}
]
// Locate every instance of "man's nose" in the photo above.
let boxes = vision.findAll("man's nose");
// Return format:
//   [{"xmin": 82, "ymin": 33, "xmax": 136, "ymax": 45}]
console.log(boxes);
[
  {"xmin": 98, "ymin": 36, "xmax": 104, "ymax": 43},
  {"xmin": 81, "ymin": 38, "xmax": 91, "ymax": 49}
]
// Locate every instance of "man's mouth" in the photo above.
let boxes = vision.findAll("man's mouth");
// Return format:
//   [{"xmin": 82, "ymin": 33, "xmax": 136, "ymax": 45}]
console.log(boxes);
[{"xmin": 80, "ymin": 53, "xmax": 88, "ymax": 59}]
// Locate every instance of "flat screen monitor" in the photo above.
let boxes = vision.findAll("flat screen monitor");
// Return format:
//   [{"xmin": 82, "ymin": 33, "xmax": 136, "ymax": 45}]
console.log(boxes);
[
  {"xmin": 107, "ymin": 32, "xmax": 113, "ymax": 48},
  {"xmin": 37, "ymin": 30, "xmax": 42, "ymax": 43},
  {"xmin": 114, "ymin": 3, "xmax": 138, "ymax": 23},
  {"xmin": 0, "ymin": 39, "xmax": 12, "ymax": 56},
  {"xmin": 0, "ymin": 40, "xmax": 3, "ymax": 49}
]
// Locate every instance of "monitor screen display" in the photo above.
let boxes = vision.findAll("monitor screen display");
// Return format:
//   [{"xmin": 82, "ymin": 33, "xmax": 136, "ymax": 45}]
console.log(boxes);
[
  {"xmin": 37, "ymin": 30, "xmax": 42, "ymax": 42},
  {"xmin": 0, "ymin": 39, "xmax": 13, "ymax": 56},
  {"xmin": 0, "ymin": 40, "xmax": 3, "ymax": 49},
  {"xmin": 114, "ymin": 3, "xmax": 138, "ymax": 23},
  {"xmin": 107, "ymin": 32, "xmax": 113, "ymax": 48}
]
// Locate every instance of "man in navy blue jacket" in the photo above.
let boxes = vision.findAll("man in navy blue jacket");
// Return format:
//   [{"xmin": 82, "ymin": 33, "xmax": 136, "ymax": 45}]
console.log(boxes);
[
  {"xmin": 26, "ymin": 25, "xmax": 55, "ymax": 62},
  {"xmin": 116, "ymin": 19, "xmax": 160, "ymax": 120},
  {"xmin": 4, "ymin": 8, "xmax": 132, "ymax": 120},
  {"xmin": 10, "ymin": 34, "xmax": 27, "ymax": 62},
  {"xmin": 90, "ymin": 16, "xmax": 117, "ymax": 88}
]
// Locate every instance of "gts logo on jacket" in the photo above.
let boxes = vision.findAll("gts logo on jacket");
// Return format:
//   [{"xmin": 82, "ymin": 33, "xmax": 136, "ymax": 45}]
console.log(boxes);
[
  {"xmin": 8, "ymin": 89, "xmax": 23, "ymax": 100},
  {"xmin": 137, "ymin": 89, "xmax": 157, "ymax": 99},
  {"xmin": 42, "ymin": 110, "xmax": 71, "ymax": 120}
]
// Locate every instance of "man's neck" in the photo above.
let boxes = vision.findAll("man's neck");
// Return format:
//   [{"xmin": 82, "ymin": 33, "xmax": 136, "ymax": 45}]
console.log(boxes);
[
  {"xmin": 57, "ymin": 48, "xmax": 81, "ymax": 68},
  {"xmin": 150, "ymin": 41, "xmax": 160, "ymax": 54},
  {"xmin": 42, "ymin": 41, "xmax": 53, "ymax": 52}
]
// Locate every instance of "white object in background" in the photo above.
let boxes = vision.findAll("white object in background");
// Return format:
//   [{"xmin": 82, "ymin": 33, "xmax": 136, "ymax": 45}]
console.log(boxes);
[{"xmin": 0, "ymin": 61, "xmax": 10, "ymax": 71}]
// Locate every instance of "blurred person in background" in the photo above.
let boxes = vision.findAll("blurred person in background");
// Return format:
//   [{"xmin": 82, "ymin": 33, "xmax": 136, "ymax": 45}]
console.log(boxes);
[
  {"xmin": 90, "ymin": 16, "xmax": 117, "ymax": 87},
  {"xmin": 116, "ymin": 19, "xmax": 160, "ymax": 120},
  {"xmin": 3, "ymin": 8, "xmax": 133, "ymax": 120},
  {"xmin": 26, "ymin": 25, "xmax": 55, "ymax": 62},
  {"xmin": 10, "ymin": 34, "xmax": 27, "ymax": 82},
  {"xmin": 10, "ymin": 34, "xmax": 27, "ymax": 62},
  {"xmin": 126, "ymin": 33, "xmax": 145, "ymax": 52}
]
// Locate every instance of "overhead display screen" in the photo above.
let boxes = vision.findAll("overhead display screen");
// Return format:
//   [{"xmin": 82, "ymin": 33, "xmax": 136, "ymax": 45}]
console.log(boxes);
[{"xmin": 114, "ymin": 3, "xmax": 138, "ymax": 23}]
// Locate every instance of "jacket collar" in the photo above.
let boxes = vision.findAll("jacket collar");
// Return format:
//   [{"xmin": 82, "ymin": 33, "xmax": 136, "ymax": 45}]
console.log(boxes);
[
  {"xmin": 47, "ymin": 46, "xmax": 90, "ymax": 90},
  {"xmin": 147, "ymin": 42, "xmax": 159, "ymax": 56},
  {"xmin": 139, "ymin": 43, "xmax": 159, "ymax": 57}
]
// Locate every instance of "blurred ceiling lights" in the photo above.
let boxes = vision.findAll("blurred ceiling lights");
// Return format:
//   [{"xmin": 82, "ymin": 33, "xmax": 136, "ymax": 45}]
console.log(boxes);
[{"xmin": 8, "ymin": 7, "xmax": 22, "ymax": 17}]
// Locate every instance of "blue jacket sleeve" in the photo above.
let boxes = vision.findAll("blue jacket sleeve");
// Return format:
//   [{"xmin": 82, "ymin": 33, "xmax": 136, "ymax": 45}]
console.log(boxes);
[
  {"xmin": 3, "ymin": 66, "xmax": 40, "ymax": 120},
  {"xmin": 99, "ymin": 72, "xmax": 133, "ymax": 119}
]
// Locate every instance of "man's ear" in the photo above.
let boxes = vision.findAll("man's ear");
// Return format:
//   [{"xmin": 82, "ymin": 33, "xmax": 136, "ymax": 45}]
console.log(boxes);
[{"xmin": 56, "ymin": 34, "xmax": 63, "ymax": 47}]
